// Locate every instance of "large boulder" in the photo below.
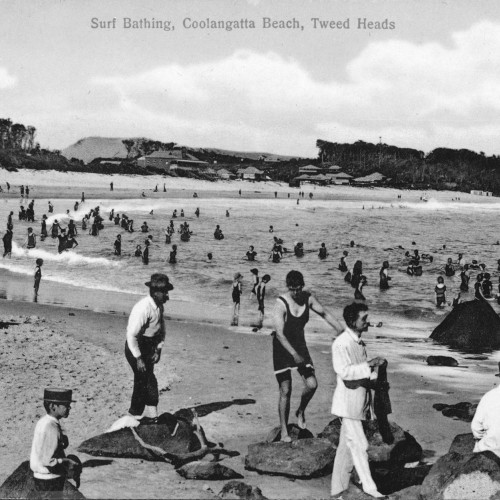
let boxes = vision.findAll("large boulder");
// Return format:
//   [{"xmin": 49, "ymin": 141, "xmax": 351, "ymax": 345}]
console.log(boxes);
[
  {"xmin": 176, "ymin": 461, "xmax": 243, "ymax": 480},
  {"xmin": 448, "ymin": 433, "xmax": 475, "ymax": 454},
  {"xmin": 77, "ymin": 413, "xmax": 198, "ymax": 461},
  {"xmin": 245, "ymin": 438, "xmax": 336, "ymax": 478},
  {"xmin": 0, "ymin": 461, "xmax": 84, "ymax": 499},
  {"xmin": 420, "ymin": 450, "xmax": 500, "ymax": 499},
  {"xmin": 319, "ymin": 418, "xmax": 422, "ymax": 465},
  {"xmin": 430, "ymin": 300, "xmax": 500, "ymax": 351}
]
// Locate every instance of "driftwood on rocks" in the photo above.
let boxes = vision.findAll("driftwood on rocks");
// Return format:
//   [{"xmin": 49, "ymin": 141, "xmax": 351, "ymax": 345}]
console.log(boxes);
[
  {"xmin": 78, "ymin": 410, "xmax": 238, "ymax": 467},
  {"xmin": 430, "ymin": 300, "xmax": 500, "ymax": 351}
]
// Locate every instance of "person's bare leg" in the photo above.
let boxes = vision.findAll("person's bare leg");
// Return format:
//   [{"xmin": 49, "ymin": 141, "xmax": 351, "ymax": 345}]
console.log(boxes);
[
  {"xmin": 278, "ymin": 378, "xmax": 292, "ymax": 442},
  {"xmin": 296, "ymin": 374, "xmax": 317, "ymax": 429}
]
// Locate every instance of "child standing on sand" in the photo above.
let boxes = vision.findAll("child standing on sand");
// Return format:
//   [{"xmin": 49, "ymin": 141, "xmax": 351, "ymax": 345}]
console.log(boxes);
[
  {"xmin": 34, "ymin": 258, "xmax": 43, "ymax": 297},
  {"xmin": 435, "ymin": 276, "xmax": 447, "ymax": 307},
  {"xmin": 231, "ymin": 273, "xmax": 243, "ymax": 326}
]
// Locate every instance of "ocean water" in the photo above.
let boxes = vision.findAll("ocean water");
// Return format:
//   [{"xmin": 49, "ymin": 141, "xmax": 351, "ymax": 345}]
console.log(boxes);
[{"xmin": 1, "ymin": 194, "xmax": 500, "ymax": 346}]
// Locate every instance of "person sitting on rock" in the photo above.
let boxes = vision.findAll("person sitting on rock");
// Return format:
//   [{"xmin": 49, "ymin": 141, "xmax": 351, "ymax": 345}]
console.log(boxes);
[
  {"xmin": 471, "ymin": 364, "xmax": 500, "ymax": 458},
  {"xmin": 30, "ymin": 388, "xmax": 80, "ymax": 495}
]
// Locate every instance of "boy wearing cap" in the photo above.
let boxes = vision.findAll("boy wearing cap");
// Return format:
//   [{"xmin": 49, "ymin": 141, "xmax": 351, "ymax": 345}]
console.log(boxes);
[
  {"xmin": 30, "ymin": 388, "xmax": 77, "ymax": 494},
  {"xmin": 125, "ymin": 273, "xmax": 173, "ymax": 421}
]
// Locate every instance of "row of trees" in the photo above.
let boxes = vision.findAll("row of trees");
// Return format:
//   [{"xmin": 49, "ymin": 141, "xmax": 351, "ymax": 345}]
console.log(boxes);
[
  {"xmin": 0, "ymin": 118, "xmax": 38, "ymax": 151},
  {"xmin": 316, "ymin": 139, "xmax": 500, "ymax": 193},
  {"xmin": 122, "ymin": 138, "xmax": 176, "ymax": 158}
]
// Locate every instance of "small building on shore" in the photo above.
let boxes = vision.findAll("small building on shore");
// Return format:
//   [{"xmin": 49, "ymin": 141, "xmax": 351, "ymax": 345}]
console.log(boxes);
[
  {"xmin": 330, "ymin": 172, "xmax": 353, "ymax": 185},
  {"xmin": 353, "ymin": 172, "xmax": 387, "ymax": 186},
  {"xmin": 138, "ymin": 147, "xmax": 208, "ymax": 172},
  {"xmin": 471, "ymin": 190, "xmax": 493, "ymax": 196},
  {"xmin": 237, "ymin": 166, "xmax": 264, "ymax": 181},
  {"xmin": 299, "ymin": 164, "xmax": 321, "ymax": 175}
]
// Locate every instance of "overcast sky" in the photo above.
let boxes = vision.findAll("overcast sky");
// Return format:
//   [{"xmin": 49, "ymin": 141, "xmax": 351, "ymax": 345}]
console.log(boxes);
[{"xmin": 1, "ymin": 0, "xmax": 500, "ymax": 157}]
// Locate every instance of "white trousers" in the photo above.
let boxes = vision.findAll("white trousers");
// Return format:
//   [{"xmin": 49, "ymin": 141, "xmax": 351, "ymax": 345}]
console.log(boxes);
[{"xmin": 331, "ymin": 417, "xmax": 378, "ymax": 496}]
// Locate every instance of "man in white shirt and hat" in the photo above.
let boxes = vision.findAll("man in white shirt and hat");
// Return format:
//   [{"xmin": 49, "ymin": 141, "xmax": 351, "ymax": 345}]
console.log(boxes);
[
  {"xmin": 125, "ymin": 273, "xmax": 173, "ymax": 422},
  {"xmin": 330, "ymin": 302, "xmax": 386, "ymax": 498},
  {"xmin": 30, "ymin": 388, "xmax": 78, "ymax": 495},
  {"xmin": 471, "ymin": 362, "xmax": 500, "ymax": 457}
]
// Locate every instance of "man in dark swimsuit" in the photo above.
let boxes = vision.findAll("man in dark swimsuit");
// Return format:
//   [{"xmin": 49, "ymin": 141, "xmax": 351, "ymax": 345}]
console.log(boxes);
[{"xmin": 272, "ymin": 270, "xmax": 343, "ymax": 442}]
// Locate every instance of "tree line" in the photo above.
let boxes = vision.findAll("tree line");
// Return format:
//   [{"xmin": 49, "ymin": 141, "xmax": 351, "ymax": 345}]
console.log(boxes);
[{"xmin": 316, "ymin": 139, "xmax": 500, "ymax": 193}]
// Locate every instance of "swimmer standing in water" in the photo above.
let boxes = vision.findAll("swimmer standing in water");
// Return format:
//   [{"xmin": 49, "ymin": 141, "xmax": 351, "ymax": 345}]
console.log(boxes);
[{"xmin": 231, "ymin": 272, "xmax": 243, "ymax": 326}]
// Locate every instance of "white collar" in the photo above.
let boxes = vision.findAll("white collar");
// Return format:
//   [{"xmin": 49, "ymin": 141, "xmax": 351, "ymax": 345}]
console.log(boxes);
[{"xmin": 345, "ymin": 326, "xmax": 363, "ymax": 344}]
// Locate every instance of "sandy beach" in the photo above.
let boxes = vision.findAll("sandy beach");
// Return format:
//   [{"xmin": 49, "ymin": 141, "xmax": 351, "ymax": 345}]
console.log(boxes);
[{"xmin": 0, "ymin": 171, "xmax": 499, "ymax": 498}]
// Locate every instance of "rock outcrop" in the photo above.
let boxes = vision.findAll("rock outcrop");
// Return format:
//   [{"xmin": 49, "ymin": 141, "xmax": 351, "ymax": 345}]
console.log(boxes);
[
  {"xmin": 0, "ymin": 461, "xmax": 84, "ymax": 499},
  {"xmin": 430, "ymin": 300, "xmax": 500, "ymax": 351},
  {"xmin": 433, "ymin": 402, "xmax": 478, "ymax": 422},
  {"xmin": 426, "ymin": 356, "xmax": 458, "ymax": 367},
  {"xmin": 245, "ymin": 438, "xmax": 336, "ymax": 478},
  {"xmin": 176, "ymin": 461, "xmax": 243, "ymax": 480},
  {"xmin": 218, "ymin": 481, "xmax": 268, "ymax": 500}
]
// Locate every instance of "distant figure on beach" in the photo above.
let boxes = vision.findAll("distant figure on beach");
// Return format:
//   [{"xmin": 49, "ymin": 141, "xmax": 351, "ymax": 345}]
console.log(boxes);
[
  {"xmin": 141, "ymin": 192, "xmax": 146, "ymax": 198},
  {"xmin": 246, "ymin": 245, "xmax": 257, "ymax": 261},
  {"xmin": 6, "ymin": 182, "xmax": 9, "ymax": 192},
  {"xmin": 164, "ymin": 184, "xmax": 167, "ymax": 192},
  {"xmin": 474, "ymin": 274, "xmax": 485, "ymax": 300},
  {"xmin": 435, "ymin": 276, "xmax": 447, "ymax": 307},
  {"xmin": 330, "ymin": 302, "xmax": 385, "ymax": 498},
  {"xmin": 125, "ymin": 273, "xmax": 173, "ymax": 422},
  {"xmin": 250, "ymin": 268, "xmax": 259, "ymax": 298},
  {"xmin": 48, "ymin": 201, "xmax": 53, "ymax": 213},
  {"xmin": 207, "ymin": 252, "xmax": 213, "ymax": 262},
  {"xmin": 272, "ymin": 270, "xmax": 343, "ymax": 442},
  {"xmin": 24, "ymin": 227, "xmax": 37, "ymax": 249},
  {"xmin": 309, "ymin": 192, "xmax": 313, "ymax": 200},
  {"xmin": 350, "ymin": 260, "xmax": 363, "ymax": 289},
  {"xmin": 482, "ymin": 273, "xmax": 493, "ymax": 299},
  {"xmin": 20, "ymin": 185, "xmax": 24, "ymax": 197},
  {"xmin": 274, "ymin": 191, "xmax": 277, "ymax": 198},
  {"xmin": 471, "ymin": 364, "xmax": 500, "ymax": 458},
  {"xmin": 226, "ymin": 210, "xmax": 230, "ymax": 217},
  {"xmin": 30, "ymin": 388, "xmax": 79, "ymax": 495},
  {"xmin": 379, "ymin": 261, "xmax": 391, "ymax": 290},
  {"xmin": 269, "ymin": 225, "xmax": 274, "ymax": 233},
  {"xmin": 459, "ymin": 264, "xmax": 470, "ymax": 291},
  {"xmin": 134, "ymin": 245, "xmax": 142, "ymax": 257},
  {"xmin": 67, "ymin": 220, "xmax": 77, "ymax": 238},
  {"xmin": 74, "ymin": 201, "xmax": 79, "ymax": 212},
  {"xmin": 169, "ymin": 244, "xmax": 177, "ymax": 264},
  {"xmin": 51, "ymin": 220, "xmax": 60, "ymax": 238},
  {"xmin": 34, "ymin": 258, "xmax": 43, "ymax": 297},
  {"xmin": 40, "ymin": 215, "xmax": 48, "ymax": 240},
  {"xmin": 141, "ymin": 222, "xmax": 149, "ymax": 233},
  {"xmin": 457, "ymin": 253, "xmax": 466, "ymax": 268},
  {"xmin": 294, "ymin": 242, "xmax": 304, "ymax": 257},
  {"xmin": 238, "ymin": 189, "xmax": 241, "ymax": 196},
  {"xmin": 318, "ymin": 243, "xmax": 328, "ymax": 260},
  {"xmin": 154, "ymin": 185, "xmax": 158, "ymax": 192},
  {"xmin": 114, "ymin": 235, "xmax": 122, "ymax": 256},
  {"xmin": 8, "ymin": 210, "xmax": 14, "ymax": 226},
  {"xmin": 444, "ymin": 258, "xmax": 455, "ymax": 277},
  {"xmin": 26, "ymin": 186, "xmax": 29, "ymax": 197},
  {"xmin": 354, "ymin": 275, "xmax": 367, "ymax": 301},
  {"xmin": 214, "ymin": 225, "xmax": 224, "ymax": 240},
  {"xmin": 81, "ymin": 192, "xmax": 85, "ymax": 203},
  {"xmin": 257, "ymin": 274, "xmax": 271, "ymax": 327},
  {"xmin": 270, "ymin": 243, "xmax": 282, "ymax": 263},
  {"xmin": 2, "ymin": 227, "xmax": 12, "ymax": 258},
  {"xmin": 195, "ymin": 207, "xmax": 200, "ymax": 218},
  {"xmin": 142, "ymin": 240, "xmax": 150, "ymax": 265},
  {"xmin": 180, "ymin": 209, "xmax": 184, "ymax": 217},
  {"xmin": 110, "ymin": 182, "xmax": 113, "ymax": 191},
  {"xmin": 231, "ymin": 272, "xmax": 243, "ymax": 326},
  {"xmin": 89, "ymin": 220, "xmax": 99, "ymax": 237}
]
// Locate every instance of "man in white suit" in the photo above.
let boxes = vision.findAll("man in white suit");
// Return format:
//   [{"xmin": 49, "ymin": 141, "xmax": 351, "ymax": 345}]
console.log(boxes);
[{"xmin": 330, "ymin": 302, "xmax": 386, "ymax": 498}]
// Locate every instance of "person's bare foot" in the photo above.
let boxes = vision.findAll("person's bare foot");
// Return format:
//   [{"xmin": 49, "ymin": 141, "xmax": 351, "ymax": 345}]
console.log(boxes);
[
  {"xmin": 280, "ymin": 435, "xmax": 292, "ymax": 443},
  {"xmin": 296, "ymin": 409, "xmax": 306, "ymax": 429}
]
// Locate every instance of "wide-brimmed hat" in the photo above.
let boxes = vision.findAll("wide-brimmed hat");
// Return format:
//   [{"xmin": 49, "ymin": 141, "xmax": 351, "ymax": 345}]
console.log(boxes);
[
  {"xmin": 250, "ymin": 268, "xmax": 258, "ymax": 275},
  {"xmin": 145, "ymin": 273, "xmax": 174, "ymax": 291},
  {"xmin": 36, "ymin": 258, "xmax": 43, "ymax": 266},
  {"xmin": 44, "ymin": 388, "xmax": 75, "ymax": 403},
  {"xmin": 495, "ymin": 362, "xmax": 500, "ymax": 377},
  {"xmin": 234, "ymin": 272, "xmax": 243, "ymax": 280}
]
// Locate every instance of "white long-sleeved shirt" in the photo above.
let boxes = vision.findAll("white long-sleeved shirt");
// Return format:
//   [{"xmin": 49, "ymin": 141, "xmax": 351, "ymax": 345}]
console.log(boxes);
[
  {"xmin": 471, "ymin": 385, "xmax": 500, "ymax": 457},
  {"xmin": 30, "ymin": 414, "xmax": 65, "ymax": 479},
  {"xmin": 331, "ymin": 327, "xmax": 375, "ymax": 420},
  {"xmin": 126, "ymin": 295, "xmax": 165, "ymax": 358}
]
